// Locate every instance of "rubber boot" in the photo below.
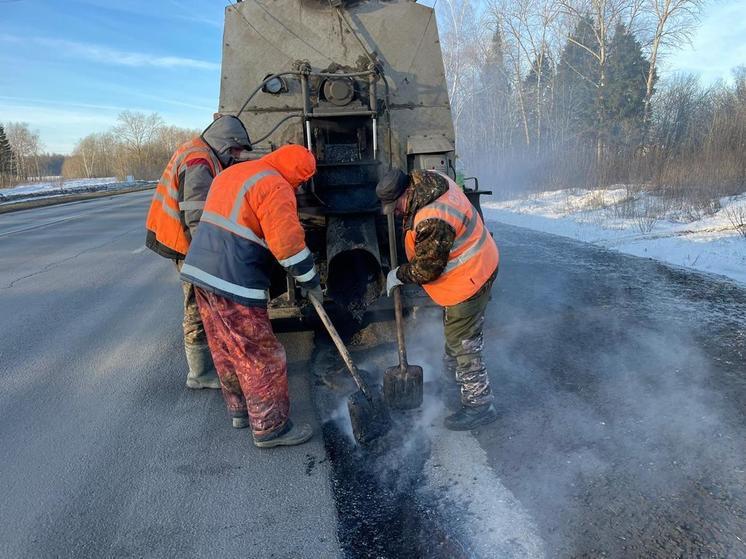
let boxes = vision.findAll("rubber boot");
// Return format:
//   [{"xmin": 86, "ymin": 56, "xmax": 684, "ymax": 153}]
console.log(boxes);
[
  {"xmin": 444, "ymin": 403, "xmax": 498, "ymax": 431},
  {"xmin": 253, "ymin": 421, "xmax": 313, "ymax": 448},
  {"xmin": 184, "ymin": 342, "xmax": 221, "ymax": 389}
]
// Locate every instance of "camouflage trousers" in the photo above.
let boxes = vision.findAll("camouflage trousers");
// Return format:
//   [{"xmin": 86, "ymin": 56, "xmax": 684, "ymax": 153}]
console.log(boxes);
[
  {"xmin": 442, "ymin": 276, "xmax": 495, "ymax": 408},
  {"xmin": 174, "ymin": 260, "xmax": 217, "ymax": 383},
  {"xmin": 195, "ymin": 288, "xmax": 290, "ymax": 439}
]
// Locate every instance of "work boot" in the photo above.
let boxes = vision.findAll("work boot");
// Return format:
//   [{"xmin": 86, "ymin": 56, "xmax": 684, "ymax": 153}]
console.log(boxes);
[
  {"xmin": 253, "ymin": 421, "xmax": 313, "ymax": 448},
  {"xmin": 185, "ymin": 342, "xmax": 221, "ymax": 390},
  {"xmin": 444, "ymin": 403, "xmax": 498, "ymax": 431}
]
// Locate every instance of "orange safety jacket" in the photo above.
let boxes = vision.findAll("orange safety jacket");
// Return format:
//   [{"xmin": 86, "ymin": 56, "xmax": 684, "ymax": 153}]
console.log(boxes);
[
  {"xmin": 405, "ymin": 174, "xmax": 499, "ymax": 307},
  {"xmin": 180, "ymin": 145, "xmax": 319, "ymax": 307},
  {"xmin": 145, "ymin": 137, "xmax": 222, "ymax": 258}
]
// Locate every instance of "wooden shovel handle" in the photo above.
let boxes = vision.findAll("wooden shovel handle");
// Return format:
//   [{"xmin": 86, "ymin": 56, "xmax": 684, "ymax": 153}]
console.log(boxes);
[
  {"xmin": 387, "ymin": 213, "xmax": 409, "ymax": 371},
  {"xmin": 308, "ymin": 294, "xmax": 372, "ymax": 400}
]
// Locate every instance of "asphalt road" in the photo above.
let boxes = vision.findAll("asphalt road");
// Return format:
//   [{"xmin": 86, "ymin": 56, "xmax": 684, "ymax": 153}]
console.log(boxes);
[
  {"xmin": 0, "ymin": 191, "xmax": 340, "ymax": 558},
  {"xmin": 2, "ymin": 190, "xmax": 745, "ymax": 558},
  {"xmin": 473, "ymin": 221, "xmax": 746, "ymax": 557}
]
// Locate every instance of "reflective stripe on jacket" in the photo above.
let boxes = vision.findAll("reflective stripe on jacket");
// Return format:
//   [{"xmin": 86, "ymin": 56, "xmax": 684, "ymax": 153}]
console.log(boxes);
[
  {"xmin": 145, "ymin": 137, "xmax": 222, "ymax": 258},
  {"xmin": 405, "ymin": 175, "xmax": 499, "ymax": 306},
  {"xmin": 181, "ymin": 144, "xmax": 318, "ymax": 307}
]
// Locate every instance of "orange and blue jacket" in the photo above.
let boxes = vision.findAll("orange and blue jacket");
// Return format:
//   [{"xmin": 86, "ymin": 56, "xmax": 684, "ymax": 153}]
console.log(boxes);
[{"xmin": 180, "ymin": 144, "xmax": 319, "ymax": 307}]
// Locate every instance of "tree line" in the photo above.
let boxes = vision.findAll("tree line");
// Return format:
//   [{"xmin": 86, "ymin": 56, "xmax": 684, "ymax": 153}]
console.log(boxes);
[
  {"xmin": 62, "ymin": 112, "xmax": 198, "ymax": 182},
  {"xmin": 0, "ymin": 123, "xmax": 65, "ymax": 188},
  {"xmin": 0, "ymin": 113, "xmax": 198, "ymax": 189},
  {"xmin": 437, "ymin": 0, "xmax": 746, "ymax": 206}
]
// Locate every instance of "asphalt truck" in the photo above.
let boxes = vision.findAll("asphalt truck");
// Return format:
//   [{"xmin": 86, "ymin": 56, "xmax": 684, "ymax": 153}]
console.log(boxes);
[{"xmin": 218, "ymin": 0, "xmax": 489, "ymax": 321}]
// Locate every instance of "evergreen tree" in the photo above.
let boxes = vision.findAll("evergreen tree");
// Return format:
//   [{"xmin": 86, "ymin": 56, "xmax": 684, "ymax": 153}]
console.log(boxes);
[
  {"xmin": 603, "ymin": 24, "xmax": 653, "ymax": 149},
  {"xmin": 555, "ymin": 16, "xmax": 599, "ymax": 143},
  {"xmin": 482, "ymin": 28, "xmax": 511, "ymax": 95},
  {"xmin": 0, "ymin": 124, "xmax": 16, "ymax": 182},
  {"xmin": 472, "ymin": 27, "xmax": 513, "ymax": 163},
  {"xmin": 523, "ymin": 48, "xmax": 554, "ymax": 149}
]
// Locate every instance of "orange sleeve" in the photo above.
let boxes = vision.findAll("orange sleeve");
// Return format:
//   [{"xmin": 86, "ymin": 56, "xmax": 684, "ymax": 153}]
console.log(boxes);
[{"xmin": 251, "ymin": 177, "xmax": 307, "ymax": 261}]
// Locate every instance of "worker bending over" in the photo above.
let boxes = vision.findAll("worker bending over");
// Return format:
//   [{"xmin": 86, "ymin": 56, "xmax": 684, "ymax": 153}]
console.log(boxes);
[
  {"xmin": 377, "ymin": 169, "xmax": 499, "ymax": 430},
  {"xmin": 180, "ymin": 144, "xmax": 320, "ymax": 448},
  {"xmin": 145, "ymin": 115, "xmax": 252, "ymax": 390}
]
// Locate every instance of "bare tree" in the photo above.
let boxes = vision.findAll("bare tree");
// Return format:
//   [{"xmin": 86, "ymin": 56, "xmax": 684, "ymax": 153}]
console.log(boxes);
[
  {"xmin": 70, "ymin": 132, "xmax": 117, "ymax": 178},
  {"xmin": 112, "ymin": 111, "xmax": 165, "ymax": 178},
  {"xmin": 5, "ymin": 122, "xmax": 42, "ymax": 181},
  {"xmin": 438, "ymin": 0, "xmax": 485, "ymax": 129},
  {"xmin": 64, "ymin": 114, "xmax": 198, "ymax": 181},
  {"xmin": 490, "ymin": 0, "xmax": 562, "ymax": 151},
  {"xmin": 640, "ymin": 0, "xmax": 705, "ymax": 133}
]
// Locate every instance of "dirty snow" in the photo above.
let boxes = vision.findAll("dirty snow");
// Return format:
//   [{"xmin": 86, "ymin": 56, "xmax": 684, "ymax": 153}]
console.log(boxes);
[
  {"xmin": 483, "ymin": 188, "xmax": 746, "ymax": 286},
  {"xmin": 0, "ymin": 177, "xmax": 154, "ymax": 206},
  {"xmin": 4, "ymin": 177, "xmax": 119, "ymax": 196}
]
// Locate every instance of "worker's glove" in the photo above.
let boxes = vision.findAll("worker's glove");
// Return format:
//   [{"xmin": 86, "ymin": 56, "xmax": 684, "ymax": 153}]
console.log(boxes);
[
  {"xmin": 301, "ymin": 284, "xmax": 323, "ymax": 302},
  {"xmin": 386, "ymin": 267, "xmax": 404, "ymax": 296}
]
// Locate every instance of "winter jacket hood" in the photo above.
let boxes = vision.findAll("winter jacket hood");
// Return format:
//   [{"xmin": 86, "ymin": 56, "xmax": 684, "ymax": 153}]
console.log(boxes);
[
  {"xmin": 201, "ymin": 115, "xmax": 252, "ymax": 167},
  {"xmin": 262, "ymin": 144, "xmax": 316, "ymax": 188}
]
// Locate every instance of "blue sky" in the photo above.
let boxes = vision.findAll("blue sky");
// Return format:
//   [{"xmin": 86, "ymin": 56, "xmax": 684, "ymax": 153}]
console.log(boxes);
[{"xmin": 0, "ymin": 0, "xmax": 743, "ymax": 154}]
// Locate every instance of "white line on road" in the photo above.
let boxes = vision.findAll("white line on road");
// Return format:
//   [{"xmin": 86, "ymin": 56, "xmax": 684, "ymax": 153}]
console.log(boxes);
[
  {"xmin": 131, "ymin": 246, "xmax": 147, "ymax": 254},
  {"xmin": 425, "ymin": 417, "xmax": 546, "ymax": 558}
]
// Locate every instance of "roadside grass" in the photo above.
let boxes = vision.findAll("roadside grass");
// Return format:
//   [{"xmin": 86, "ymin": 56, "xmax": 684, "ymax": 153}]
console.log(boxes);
[{"xmin": 725, "ymin": 204, "xmax": 746, "ymax": 238}]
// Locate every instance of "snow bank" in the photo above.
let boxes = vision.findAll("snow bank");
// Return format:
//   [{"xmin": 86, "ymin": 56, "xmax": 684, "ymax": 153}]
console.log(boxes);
[
  {"xmin": 483, "ymin": 188, "xmax": 746, "ymax": 286},
  {"xmin": 5, "ymin": 177, "xmax": 119, "ymax": 196},
  {"xmin": 0, "ymin": 177, "xmax": 153, "ymax": 206}
]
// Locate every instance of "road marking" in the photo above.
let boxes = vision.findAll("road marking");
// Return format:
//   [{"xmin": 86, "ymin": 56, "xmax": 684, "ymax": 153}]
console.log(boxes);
[
  {"xmin": 131, "ymin": 246, "xmax": 147, "ymax": 254},
  {"xmin": 424, "ymin": 413, "xmax": 546, "ymax": 558}
]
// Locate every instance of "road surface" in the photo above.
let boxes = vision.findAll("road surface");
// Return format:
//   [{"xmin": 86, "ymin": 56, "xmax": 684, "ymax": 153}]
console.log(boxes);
[
  {"xmin": 2, "ymin": 190, "xmax": 745, "ymax": 557},
  {"xmin": 0, "ymin": 191, "xmax": 340, "ymax": 558}
]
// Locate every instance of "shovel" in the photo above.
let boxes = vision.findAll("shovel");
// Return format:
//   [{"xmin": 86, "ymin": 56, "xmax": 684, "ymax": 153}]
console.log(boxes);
[
  {"xmin": 308, "ymin": 294, "xmax": 391, "ymax": 444},
  {"xmin": 382, "ymin": 213, "xmax": 424, "ymax": 410}
]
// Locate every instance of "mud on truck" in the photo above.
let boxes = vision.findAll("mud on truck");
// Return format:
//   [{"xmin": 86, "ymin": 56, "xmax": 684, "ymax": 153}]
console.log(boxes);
[{"xmin": 218, "ymin": 0, "xmax": 490, "ymax": 323}]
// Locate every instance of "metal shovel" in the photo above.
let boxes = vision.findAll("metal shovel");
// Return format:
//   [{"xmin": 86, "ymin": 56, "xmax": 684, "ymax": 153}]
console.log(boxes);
[
  {"xmin": 308, "ymin": 294, "xmax": 391, "ymax": 444},
  {"xmin": 383, "ymin": 213, "xmax": 424, "ymax": 410}
]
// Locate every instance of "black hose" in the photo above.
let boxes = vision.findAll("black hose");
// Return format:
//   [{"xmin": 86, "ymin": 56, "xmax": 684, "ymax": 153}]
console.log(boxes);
[
  {"xmin": 237, "ymin": 71, "xmax": 300, "ymax": 117},
  {"xmin": 252, "ymin": 113, "xmax": 304, "ymax": 145}
]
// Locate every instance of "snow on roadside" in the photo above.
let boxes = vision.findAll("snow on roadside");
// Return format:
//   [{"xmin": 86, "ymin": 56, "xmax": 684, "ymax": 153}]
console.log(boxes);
[
  {"xmin": 483, "ymin": 188, "xmax": 746, "ymax": 286},
  {"xmin": 0, "ymin": 177, "xmax": 154, "ymax": 206},
  {"xmin": 4, "ymin": 177, "xmax": 119, "ymax": 196}
]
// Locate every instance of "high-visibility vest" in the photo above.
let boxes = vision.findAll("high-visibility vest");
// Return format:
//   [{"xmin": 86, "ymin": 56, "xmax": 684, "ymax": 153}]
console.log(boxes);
[
  {"xmin": 405, "ymin": 174, "xmax": 499, "ymax": 307},
  {"xmin": 145, "ymin": 137, "xmax": 222, "ymax": 257},
  {"xmin": 181, "ymin": 145, "xmax": 318, "ymax": 307}
]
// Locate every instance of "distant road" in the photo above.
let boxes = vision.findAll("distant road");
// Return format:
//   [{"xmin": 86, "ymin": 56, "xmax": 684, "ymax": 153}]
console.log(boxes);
[{"xmin": 0, "ymin": 191, "xmax": 340, "ymax": 558}]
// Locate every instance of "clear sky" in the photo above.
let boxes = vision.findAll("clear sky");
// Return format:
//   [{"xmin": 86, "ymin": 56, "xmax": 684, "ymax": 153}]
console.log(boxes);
[{"xmin": 0, "ymin": 0, "xmax": 743, "ymax": 154}]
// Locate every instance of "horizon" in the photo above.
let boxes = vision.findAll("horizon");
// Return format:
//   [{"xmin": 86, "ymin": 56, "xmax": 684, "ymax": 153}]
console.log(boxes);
[{"xmin": 0, "ymin": 0, "xmax": 743, "ymax": 155}]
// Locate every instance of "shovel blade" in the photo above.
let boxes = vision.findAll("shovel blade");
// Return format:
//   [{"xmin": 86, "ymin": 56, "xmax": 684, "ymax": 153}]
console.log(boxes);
[
  {"xmin": 347, "ymin": 388, "xmax": 391, "ymax": 445},
  {"xmin": 383, "ymin": 365, "xmax": 424, "ymax": 410}
]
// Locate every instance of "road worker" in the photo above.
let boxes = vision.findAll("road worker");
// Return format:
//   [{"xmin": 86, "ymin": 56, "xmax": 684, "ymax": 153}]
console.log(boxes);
[
  {"xmin": 180, "ymin": 144, "xmax": 320, "ymax": 448},
  {"xmin": 377, "ymin": 169, "xmax": 499, "ymax": 430},
  {"xmin": 145, "ymin": 115, "xmax": 253, "ymax": 390}
]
